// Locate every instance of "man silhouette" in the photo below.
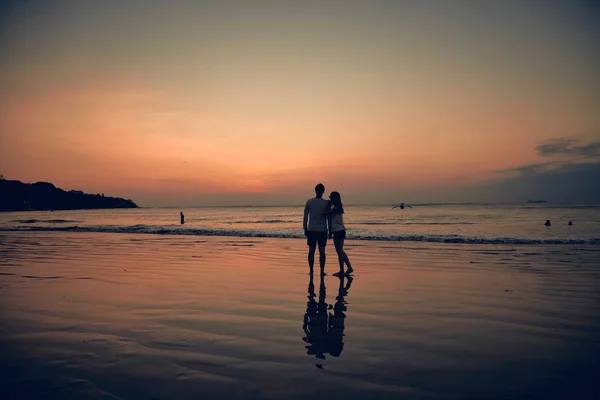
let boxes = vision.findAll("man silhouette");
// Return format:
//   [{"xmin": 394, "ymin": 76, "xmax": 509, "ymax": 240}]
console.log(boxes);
[
  {"xmin": 303, "ymin": 183, "xmax": 329, "ymax": 275},
  {"xmin": 302, "ymin": 274, "xmax": 329, "ymax": 361}
]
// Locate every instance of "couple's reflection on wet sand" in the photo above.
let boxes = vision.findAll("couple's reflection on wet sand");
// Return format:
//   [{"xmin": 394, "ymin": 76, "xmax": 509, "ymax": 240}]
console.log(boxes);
[{"xmin": 302, "ymin": 272, "xmax": 353, "ymax": 368}]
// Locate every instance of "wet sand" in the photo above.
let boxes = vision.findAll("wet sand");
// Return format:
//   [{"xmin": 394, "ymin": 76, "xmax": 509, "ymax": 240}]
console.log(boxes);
[{"xmin": 1, "ymin": 232, "xmax": 599, "ymax": 399}]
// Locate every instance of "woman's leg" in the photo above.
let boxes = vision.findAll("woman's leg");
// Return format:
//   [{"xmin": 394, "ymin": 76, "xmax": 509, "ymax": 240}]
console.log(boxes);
[
  {"xmin": 338, "ymin": 238, "xmax": 353, "ymax": 273},
  {"xmin": 343, "ymin": 249, "xmax": 353, "ymax": 274},
  {"xmin": 333, "ymin": 239, "xmax": 345, "ymax": 275},
  {"xmin": 336, "ymin": 238, "xmax": 353, "ymax": 274}
]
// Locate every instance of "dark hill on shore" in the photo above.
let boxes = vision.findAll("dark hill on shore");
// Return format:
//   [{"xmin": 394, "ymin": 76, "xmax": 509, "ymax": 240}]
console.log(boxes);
[{"xmin": 0, "ymin": 179, "xmax": 138, "ymax": 211}]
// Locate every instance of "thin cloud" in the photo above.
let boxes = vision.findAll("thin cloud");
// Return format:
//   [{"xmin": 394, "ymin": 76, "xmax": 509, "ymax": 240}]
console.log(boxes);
[
  {"xmin": 480, "ymin": 137, "xmax": 600, "ymax": 202},
  {"xmin": 481, "ymin": 162, "xmax": 600, "ymax": 203},
  {"xmin": 495, "ymin": 137, "xmax": 600, "ymax": 177},
  {"xmin": 494, "ymin": 161, "xmax": 560, "ymax": 175},
  {"xmin": 536, "ymin": 138, "xmax": 600, "ymax": 159},
  {"xmin": 151, "ymin": 178, "xmax": 193, "ymax": 184}
]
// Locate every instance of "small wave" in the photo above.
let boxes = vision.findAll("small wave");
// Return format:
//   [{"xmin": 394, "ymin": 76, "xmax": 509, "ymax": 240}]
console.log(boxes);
[
  {"xmin": 229, "ymin": 219, "xmax": 294, "ymax": 224},
  {"xmin": 354, "ymin": 222, "xmax": 398, "ymax": 225},
  {"xmin": 523, "ymin": 205, "xmax": 600, "ymax": 209},
  {"xmin": 12, "ymin": 219, "xmax": 80, "ymax": 224},
  {"xmin": 405, "ymin": 222, "xmax": 476, "ymax": 225},
  {"xmin": 21, "ymin": 275, "xmax": 63, "ymax": 279},
  {"xmin": 1, "ymin": 225, "xmax": 599, "ymax": 245},
  {"xmin": 357, "ymin": 221, "xmax": 476, "ymax": 226}
]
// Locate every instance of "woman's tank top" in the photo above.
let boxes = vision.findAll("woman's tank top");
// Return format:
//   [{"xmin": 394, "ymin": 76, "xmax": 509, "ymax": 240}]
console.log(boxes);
[{"xmin": 330, "ymin": 211, "xmax": 346, "ymax": 232}]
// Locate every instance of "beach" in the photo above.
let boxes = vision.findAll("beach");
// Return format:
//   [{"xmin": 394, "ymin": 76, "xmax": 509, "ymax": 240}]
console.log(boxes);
[
  {"xmin": 1, "ymin": 231, "xmax": 599, "ymax": 399},
  {"xmin": 3, "ymin": 0, "xmax": 599, "ymax": 398}
]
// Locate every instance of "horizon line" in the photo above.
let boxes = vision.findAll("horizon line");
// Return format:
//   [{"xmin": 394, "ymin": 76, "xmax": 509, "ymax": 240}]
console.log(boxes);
[{"xmin": 149, "ymin": 201, "xmax": 599, "ymax": 209}]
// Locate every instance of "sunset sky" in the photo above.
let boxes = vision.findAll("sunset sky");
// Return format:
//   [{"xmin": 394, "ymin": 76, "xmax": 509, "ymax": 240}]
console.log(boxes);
[{"xmin": 1, "ymin": 0, "xmax": 598, "ymax": 206}]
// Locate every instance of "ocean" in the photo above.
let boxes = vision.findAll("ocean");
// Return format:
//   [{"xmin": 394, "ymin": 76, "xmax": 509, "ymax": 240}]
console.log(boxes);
[{"xmin": 1, "ymin": 203, "xmax": 599, "ymax": 244}]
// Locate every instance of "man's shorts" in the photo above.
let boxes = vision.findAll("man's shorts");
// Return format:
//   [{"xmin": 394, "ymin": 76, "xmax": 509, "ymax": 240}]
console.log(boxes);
[{"xmin": 306, "ymin": 230, "xmax": 328, "ymax": 247}]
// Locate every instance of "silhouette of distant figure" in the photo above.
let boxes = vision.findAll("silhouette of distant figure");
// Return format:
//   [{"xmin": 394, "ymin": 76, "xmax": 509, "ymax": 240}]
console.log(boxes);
[
  {"xmin": 568, "ymin": 221, "xmax": 573, "ymax": 226},
  {"xmin": 544, "ymin": 220, "xmax": 551, "ymax": 227},
  {"xmin": 303, "ymin": 183, "xmax": 329, "ymax": 276},
  {"xmin": 392, "ymin": 202, "xmax": 412, "ymax": 209},
  {"xmin": 325, "ymin": 191, "xmax": 353, "ymax": 276},
  {"xmin": 180, "ymin": 212, "xmax": 185, "ymax": 225}
]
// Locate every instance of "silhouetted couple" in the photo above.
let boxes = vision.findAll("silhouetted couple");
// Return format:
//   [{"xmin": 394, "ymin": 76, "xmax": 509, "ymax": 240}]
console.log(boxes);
[
  {"xmin": 302, "ymin": 272, "xmax": 353, "ymax": 363},
  {"xmin": 303, "ymin": 183, "xmax": 353, "ymax": 276}
]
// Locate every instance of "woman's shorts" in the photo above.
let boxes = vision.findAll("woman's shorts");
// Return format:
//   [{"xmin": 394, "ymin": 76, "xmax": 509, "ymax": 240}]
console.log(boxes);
[{"xmin": 333, "ymin": 230, "xmax": 346, "ymax": 241}]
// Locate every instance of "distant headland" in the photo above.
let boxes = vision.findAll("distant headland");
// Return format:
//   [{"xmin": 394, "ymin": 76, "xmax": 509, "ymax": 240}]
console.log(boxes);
[{"xmin": 0, "ymin": 178, "xmax": 138, "ymax": 211}]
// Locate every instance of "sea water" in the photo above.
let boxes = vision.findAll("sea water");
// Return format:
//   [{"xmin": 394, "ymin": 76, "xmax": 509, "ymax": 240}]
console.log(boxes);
[{"xmin": 1, "ymin": 203, "xmax": 599, "ymax": 244}]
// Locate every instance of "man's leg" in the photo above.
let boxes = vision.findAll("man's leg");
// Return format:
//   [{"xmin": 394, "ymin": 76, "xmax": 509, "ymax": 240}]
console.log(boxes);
[
  {"xmin": 308, "ymin": 245, "xmax": 316, "ymax": 273},
  {"xmin": 318, "ymin": 244, "xmax": 326, "ymax": 275}
]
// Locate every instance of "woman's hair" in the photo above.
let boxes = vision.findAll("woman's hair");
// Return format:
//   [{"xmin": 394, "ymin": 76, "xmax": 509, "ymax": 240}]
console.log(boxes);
[{"xmin": 329, "ymin": 191, "xmax": 344, "ymax": 214}]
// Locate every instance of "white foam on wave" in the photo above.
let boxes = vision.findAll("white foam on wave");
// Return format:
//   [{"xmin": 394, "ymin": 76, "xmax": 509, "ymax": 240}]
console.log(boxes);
[{"xmin": 2, "ymin": 225, "xmax": 599, "ymax": 245}]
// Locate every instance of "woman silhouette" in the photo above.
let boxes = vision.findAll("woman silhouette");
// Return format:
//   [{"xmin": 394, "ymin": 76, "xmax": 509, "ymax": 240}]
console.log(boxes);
[{"xmin": 326, "ymin": 192, "xmax": 354, "ymax": 276}]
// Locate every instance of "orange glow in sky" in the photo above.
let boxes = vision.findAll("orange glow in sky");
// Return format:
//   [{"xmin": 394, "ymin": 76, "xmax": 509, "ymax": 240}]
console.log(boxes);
[{"xmin": 1, "ymin": 1, "xmax": 598, "ymax": 205}]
